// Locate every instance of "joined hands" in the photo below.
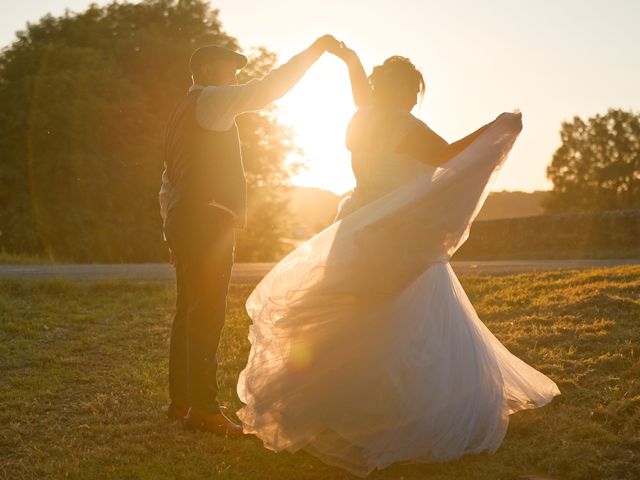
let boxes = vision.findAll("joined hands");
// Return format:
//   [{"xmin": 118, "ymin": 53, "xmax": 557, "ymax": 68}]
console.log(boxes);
[
  {"xmin": 313, "ymin": 34, "xmax": 341, "ymax": 53},
  {"xmin": 326, "ymin": 41, "xmax": 358, "ymax": 64},
  {"xmin": 313, "ymin": 36, "xmax": 358, "ymax": 64}
]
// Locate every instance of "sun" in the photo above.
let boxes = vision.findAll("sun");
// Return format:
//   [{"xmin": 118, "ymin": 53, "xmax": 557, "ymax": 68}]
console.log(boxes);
[{"xmin": 274, "ymin": 55, "xmax": 357, "ymax": 195}]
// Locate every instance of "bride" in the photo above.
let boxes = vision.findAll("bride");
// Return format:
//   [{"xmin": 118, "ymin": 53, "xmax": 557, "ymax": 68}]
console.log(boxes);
[{"xmin": 236, "ymin": 43, "xmax": 560, "ymax": 477}]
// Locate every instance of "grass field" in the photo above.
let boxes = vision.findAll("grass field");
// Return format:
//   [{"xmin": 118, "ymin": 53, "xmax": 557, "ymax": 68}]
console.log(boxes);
[{"xmin": 1, "ymin": 267, "xmax": 639, "ymax": 479}]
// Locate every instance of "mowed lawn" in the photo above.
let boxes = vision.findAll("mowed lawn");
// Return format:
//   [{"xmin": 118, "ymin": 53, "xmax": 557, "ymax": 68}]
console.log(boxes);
[{"xmin": 1, "ymin": 267, "xmax": 639, "ymax": 480}]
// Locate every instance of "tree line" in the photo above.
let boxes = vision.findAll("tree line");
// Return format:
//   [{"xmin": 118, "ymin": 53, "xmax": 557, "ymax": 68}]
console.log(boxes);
[
  {"xmin": 0, "ymin": 0, "xmax": 297, "ymax": 262},
  {"xmin": 0, "ymin": 0, "xmax": 637, "ymax": 262}
]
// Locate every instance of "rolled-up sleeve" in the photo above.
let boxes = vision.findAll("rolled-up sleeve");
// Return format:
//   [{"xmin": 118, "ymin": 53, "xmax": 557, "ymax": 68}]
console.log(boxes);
[{"xmin": 196, "ymin": 47, "xmax": 322, "ymax": 131}]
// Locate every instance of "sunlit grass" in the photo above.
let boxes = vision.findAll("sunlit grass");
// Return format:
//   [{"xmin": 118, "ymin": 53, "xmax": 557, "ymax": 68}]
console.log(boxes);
[{"xmin": 1, "ymin": 267, "xmax": 638, "ymax": 479}]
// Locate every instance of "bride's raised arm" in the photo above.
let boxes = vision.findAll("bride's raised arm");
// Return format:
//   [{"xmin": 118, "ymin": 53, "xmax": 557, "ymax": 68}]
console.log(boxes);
[{"xmin": 328, "ymin": 42, "xmax": 372, "ymax": 109}]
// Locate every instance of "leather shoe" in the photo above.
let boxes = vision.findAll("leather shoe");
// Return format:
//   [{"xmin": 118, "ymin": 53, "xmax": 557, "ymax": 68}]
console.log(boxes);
[{"xmin": 184, "ymin": 408, "xmax": 243, "ymax": 436}]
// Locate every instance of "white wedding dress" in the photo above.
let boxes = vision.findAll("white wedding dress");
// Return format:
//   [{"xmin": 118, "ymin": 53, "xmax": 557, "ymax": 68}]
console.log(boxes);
[{"xmin": 236, "ymin": 112, "xmax": 560, "ymax": 477}]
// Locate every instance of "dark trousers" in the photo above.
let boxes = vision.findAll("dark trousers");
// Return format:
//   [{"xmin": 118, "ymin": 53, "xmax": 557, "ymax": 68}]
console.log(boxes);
[{"xmin": 164, "ymin": 207, "xmax": 235, "ymax": 414}]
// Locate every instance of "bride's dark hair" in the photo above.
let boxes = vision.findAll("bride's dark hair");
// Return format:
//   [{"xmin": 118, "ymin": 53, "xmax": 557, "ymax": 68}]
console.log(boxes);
[{"xmin": 369, "ymin": 56, "xmax": 425, "ymax": 107}]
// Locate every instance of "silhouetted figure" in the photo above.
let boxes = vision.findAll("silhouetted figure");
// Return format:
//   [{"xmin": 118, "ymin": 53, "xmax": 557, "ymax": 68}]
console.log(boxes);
[
  {"xmin": 237, "ymin": 43, "xmax": 559, "ymax": 476},
  {"xmin": 159, "ymin": 36, "xmax": 340, "ymax": 435},
  {"xmin": 330, "ymin": 49, "xmax": 494, "ymax": 217}
]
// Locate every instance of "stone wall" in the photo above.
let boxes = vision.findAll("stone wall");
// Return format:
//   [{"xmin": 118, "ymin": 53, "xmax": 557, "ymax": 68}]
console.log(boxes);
[{"xmin": 454, "ymin": 210, "xmax": 640, "ymax": 260}]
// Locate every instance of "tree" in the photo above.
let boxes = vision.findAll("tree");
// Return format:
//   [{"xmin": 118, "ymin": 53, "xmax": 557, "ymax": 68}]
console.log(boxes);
[
  {"xmin": 0, "ymin": 0, "xmax": 298, "ymax": 262},
  {"xmin": 234, "ymin": 50, "xmax": 303, "ymax": 261},
  {"xmin": 544, "ymin": 109, "xmax": 640, "ymax": 214}
]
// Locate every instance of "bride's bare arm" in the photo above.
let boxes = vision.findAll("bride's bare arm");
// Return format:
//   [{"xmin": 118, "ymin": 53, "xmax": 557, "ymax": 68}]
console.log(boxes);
[
  {"xmin": 436, "ymin": 121, "xmax": 495, "ymax": 164},
  {"xmin": 329, "ymin": 42, "xmax": 371, "ymax": 109},
  {"xmin": 398, "ymin": 120, "xmax": 496, "ymax": 167},
  {"xmin": 396, "ymin": 125, "xmax": 449, "ymax": 166}
]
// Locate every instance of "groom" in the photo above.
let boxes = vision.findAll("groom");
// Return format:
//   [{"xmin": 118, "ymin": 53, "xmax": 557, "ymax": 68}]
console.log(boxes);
[{"xmin": 159, "ymin": 35, "xmax": 339, "ymax": 435}]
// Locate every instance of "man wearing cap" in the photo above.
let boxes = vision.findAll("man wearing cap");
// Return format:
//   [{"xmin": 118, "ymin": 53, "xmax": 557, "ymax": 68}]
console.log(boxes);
[{"xmin": 159, "ymin": 35, "xmax": 339, "ymax": 435}]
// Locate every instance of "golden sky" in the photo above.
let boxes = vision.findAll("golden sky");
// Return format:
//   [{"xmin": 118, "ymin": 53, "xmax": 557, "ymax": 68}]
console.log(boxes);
[
  {"xmin": 214, "ymin": 0, "xmax": 640, "ymax": 194},
  {"xmin": 3, "ymin": 0, "xmax": 639, "ymax": 194}
]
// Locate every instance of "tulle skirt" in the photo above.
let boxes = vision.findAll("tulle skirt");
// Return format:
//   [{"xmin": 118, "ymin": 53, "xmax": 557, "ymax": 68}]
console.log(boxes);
[{"xmin": 236, "ymin": 113, "xmax": 560, "ymax": 477}]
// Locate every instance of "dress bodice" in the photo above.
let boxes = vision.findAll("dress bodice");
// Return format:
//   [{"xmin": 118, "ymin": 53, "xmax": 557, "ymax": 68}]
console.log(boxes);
[{"xmin": 337, "ymin": 108, "xmax": 437, "ymax": 218}]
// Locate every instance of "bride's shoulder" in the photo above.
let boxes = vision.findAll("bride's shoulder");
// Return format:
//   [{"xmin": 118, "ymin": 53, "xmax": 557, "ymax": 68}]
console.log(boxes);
[
  {"xmin": 350, "ymin": 106, "xmax": 376, "ymax": 121},
  {"xmin": 404, "ymin": 111, "xmax": 427, "ymax": 127},
  {"xmin": 402, "ymin": 114, "xmax": 443, "ymax": 138},
  {"xmin": 391, "ymin": 112, "xmax": 432, "ymax": 140}
]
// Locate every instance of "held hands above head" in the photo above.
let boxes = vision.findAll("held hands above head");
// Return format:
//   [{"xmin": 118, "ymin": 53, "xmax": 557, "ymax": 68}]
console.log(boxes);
[
  {"xmin": 326, "ymin": 41, "xmax": 358, "ymax": 64},
  {"xmin": 312, "ymin": 34, "xmax": 341, "ymax": 54},
  {"xmin": 310, "ymin": 35, "xmax": 361, "ymax": 67},
  {"xmin": 312, "ymin": 36, "xmax": 360, "ymax": 65}
]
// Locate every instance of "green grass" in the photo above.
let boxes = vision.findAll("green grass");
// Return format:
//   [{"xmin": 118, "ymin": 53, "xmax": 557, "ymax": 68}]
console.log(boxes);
[{"xmin": 1, "ymin": 267, "xmax": 639, "ymax": 479}]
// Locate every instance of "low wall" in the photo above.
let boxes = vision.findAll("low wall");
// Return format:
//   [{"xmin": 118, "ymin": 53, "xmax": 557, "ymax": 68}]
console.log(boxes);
[{"xmin": 454, "ymin": 209, "xmax": 640, "ymax": 260}]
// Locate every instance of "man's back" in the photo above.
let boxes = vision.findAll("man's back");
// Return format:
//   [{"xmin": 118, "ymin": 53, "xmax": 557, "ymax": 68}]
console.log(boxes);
[{"xmin": 163, "ymin": 89, "xmax": 246, "ymax": 226}]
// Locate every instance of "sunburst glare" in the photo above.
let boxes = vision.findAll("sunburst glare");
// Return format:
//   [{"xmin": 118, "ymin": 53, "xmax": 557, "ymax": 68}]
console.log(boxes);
[{"xmin": 275, "ymin": 55, "xmax": 357, "ymax": 195}]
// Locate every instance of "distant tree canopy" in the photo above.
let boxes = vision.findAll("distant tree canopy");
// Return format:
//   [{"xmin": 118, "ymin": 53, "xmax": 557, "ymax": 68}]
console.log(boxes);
[
  {"xmin": 544, "ymin": 109, "xmax": 640, "ymax": 214},
  {"xmin": 0, "ymin": 0, "xmax": 298, "ymax": 262}
]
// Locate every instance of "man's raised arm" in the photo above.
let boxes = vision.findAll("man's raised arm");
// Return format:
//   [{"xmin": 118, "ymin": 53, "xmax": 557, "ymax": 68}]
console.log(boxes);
[{"xmin": 196, "ymin": 35, "xmax": 340, "ymax": 131}]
